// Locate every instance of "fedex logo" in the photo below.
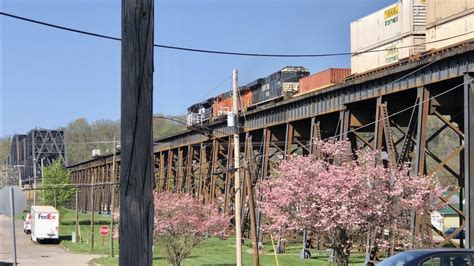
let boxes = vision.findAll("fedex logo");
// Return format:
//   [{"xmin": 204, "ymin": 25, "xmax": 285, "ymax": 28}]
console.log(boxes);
[{"xmin": 38, "ymin": 213, "xmax": 56, "ymax": 220}]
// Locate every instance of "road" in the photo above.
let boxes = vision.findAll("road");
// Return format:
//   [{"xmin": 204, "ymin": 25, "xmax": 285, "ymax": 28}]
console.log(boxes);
[{"xmin": 0, "ymin": 214, "xmax": 99, "ymax": 266}]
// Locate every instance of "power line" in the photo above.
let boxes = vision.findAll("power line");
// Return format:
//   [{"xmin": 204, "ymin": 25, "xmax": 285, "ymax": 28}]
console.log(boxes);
[
  {"xmin": 2, "ymin": 11, "xmax": 473, "ymax": 58},
  {"xmin": 198, "ymin": 77, "xmax": 231, "ymax": 102},
  {"xmin": 156, "ymin": 79, "xmax": 471, "ymax": 159}
]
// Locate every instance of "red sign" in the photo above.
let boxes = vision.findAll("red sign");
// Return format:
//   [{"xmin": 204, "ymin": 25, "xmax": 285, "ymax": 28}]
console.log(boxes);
[{"xmin": 100, "ymin": 225, "xmax": 109, "ymax": 236}]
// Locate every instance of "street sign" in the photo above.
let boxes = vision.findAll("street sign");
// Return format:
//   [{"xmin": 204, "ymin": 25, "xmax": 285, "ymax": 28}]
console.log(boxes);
[
  {"xmin": 0, "ymin": 186, "xmax": 27, "ymax": 216},
  {"xmin": 100, "ymin": 225, "xmax": 109, "ymax": 236},
  {"xmin": 100, "ymin": 225, "xmax": 110, "ymax": 257},
  {"xmin": 0, "ymin": 186, "xmax": 27, "ymax": 266}
]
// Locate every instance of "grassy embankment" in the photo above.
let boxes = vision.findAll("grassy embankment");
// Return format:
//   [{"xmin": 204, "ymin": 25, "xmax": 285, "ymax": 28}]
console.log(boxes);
[
  {"xmin": 92, "ymin": 237, "xmax": 366, "ymax": 265},
  {"xmin": 21, "ymin": 209, "xmax": 366, "ymax": 265}
]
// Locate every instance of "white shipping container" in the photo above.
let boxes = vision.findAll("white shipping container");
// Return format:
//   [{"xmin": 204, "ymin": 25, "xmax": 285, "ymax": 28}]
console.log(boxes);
[
  {"xmin": 426, "ymin": 0, "xmax": 474, "ymax": 26},
  {"xmin": 351, "ymin": 0, "xmax": 426, "ymax": 54},
  {"xmin": 30, "ymin": 206, "xmax": 60, "ymax": 243},
  {"xmin": 426, "ymin": 12, "xmax": 474, "ymax": 50},
  {"xmin": 351, "ymin": 35, "xmax": 426, "ymax": 74}
]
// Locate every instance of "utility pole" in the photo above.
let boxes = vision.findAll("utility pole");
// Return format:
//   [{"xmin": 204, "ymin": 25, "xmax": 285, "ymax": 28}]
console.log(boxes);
[
  {"xmin": 33, "ymin": 158, "xmax": 37, "ymax": 206},
  {"xmin": 41, "ymin": 158, "xmax": 44, "ymax": 203},
  {"xmin": 17, "ymin": 165, "xmax": 21, "ymax": 187},
  {"xmin": 75, "ymin": 190, "xmax": 80, "ymax": 242},
  {"xmin": 90, "ymin": 170, "xmax": 95, "ymax": 250},
  {"xmin": 120, "ymin": 0, "xmax": 154, "ymax": 265},
  {"xmin": 232, "ymin": 69, "xmax": 242, "ymax": 266},
  {"xmin": 110, "ymin": 138, "xmax": 117, "ymax": 258},
  {"xmin": 244, "ymin": 137, "xmax": 260, "ymax": 266}
]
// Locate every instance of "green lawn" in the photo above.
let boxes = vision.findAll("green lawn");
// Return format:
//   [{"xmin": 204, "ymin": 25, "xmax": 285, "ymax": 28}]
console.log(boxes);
[
  {"xmin": 55, "ymin": 209, "xmax": 366, "ymax": 265},
  {"xmin": 91, "ymin": 237, "xmax": 366, "ymax": 265},
  {"xmin": 59, "ymin": 209, "xmax": 118, "ymax": 255}
]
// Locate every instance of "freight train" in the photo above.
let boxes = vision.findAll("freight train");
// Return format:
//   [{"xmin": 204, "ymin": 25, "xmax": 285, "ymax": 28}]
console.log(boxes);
[
  {"xmin": 187, "ymin": 66, "xmax": 311, "ymax": 126},
  {"xmin": 186, "ymin": 0, "xmax": 474, "ymax": 127}
]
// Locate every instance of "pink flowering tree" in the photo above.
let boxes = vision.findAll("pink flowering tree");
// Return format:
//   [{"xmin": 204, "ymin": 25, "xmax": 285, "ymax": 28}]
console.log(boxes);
[
  {"xmin": 154, "ymin": 192, "xmax": 230, "ymax": 266},
  {"xmin": 260, "ymin": 140, "xmax": 441, "ymax": 265}
]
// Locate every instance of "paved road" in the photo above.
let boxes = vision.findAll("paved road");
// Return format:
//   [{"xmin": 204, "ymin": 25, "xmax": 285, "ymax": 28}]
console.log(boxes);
[{"xmin": 0, "ymin": 214, "xmax": 99, "ymax": 266}]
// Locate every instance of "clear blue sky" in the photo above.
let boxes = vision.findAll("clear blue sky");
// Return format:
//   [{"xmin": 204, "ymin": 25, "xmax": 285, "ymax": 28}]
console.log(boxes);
[{"xmin": 1, "ymin": 0, "xmax": 394, "ymax": 137}]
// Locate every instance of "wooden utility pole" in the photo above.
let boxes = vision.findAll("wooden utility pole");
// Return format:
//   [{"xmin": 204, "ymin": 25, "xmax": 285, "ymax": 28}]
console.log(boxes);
[
  {"xmin": 232, "ymin": 69, "xmax": 242, "ymax": 266},
  {"xmin": 90, "ymin": 170, "xmax": 95, "ymax": 250},
  {"xmin": 244, "ymin": 136, "xmax": 260, "ymax": 266},
  {"xmin": 120, "ymin": 0, "xmax": 155, "ymax": 265},
  {"xmin": 75, "ymin": 191, "xmax": 80, "ymax": 242},
  {"xmin": 110, "ymin": 139, "xmax": 117, "ymax": 258}
]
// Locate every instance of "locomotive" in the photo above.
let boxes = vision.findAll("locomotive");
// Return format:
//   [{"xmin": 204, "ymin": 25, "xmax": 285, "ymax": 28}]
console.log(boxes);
[{"xmin": 186, "ymin": 66, "xmax": 310, "ymax": 126}]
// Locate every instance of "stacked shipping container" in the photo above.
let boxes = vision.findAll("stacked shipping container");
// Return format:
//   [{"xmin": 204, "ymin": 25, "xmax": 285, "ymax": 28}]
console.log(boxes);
[
  {"xmin": 298, "ymin": 68, "xmax": 351, "ymax": 95},
  {"xmin": 425, "ymin": 0, "xmax": 474, "ymax": 50},
  {"xmin": 350, "ymin": 0, "xmax": 426, "ymax": 74}
]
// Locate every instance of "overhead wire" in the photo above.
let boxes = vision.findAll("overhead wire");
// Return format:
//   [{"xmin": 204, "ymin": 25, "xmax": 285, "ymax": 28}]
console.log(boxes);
[
  {"xmin": 197, "ymin": 77, "xmax": 231, "ymax": 102},
  {"xmin": 65, "ymin": 77, "xmax": 470, "ymax": 193},
  {"xmin": 5, "ymin": 11, "xmax": 470, "ymax": 172},
  {"xmin": 155, "ymin": 54, "xmax": 443, "ymax": 148},
  {"xmin": 1, "ymin": 11, "xmax": 473, "ymax": 57}
]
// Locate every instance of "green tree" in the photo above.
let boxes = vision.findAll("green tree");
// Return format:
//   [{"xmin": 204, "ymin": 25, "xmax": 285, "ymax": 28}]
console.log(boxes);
[
  {"xmin": 42, "ymin": 159, "xmax": 74, "ymax": 209},
  {"xmin": 66, "ymin": 115, "xmax": 185, "ymax": 165},
  {"xmin": 0, "ymin": 136, "xmax": 11, "ymax": 164}
]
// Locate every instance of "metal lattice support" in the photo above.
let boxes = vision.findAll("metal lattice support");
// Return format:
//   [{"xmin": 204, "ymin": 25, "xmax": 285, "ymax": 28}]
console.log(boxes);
[
  {"xmin": 66, "ymin": 44, "xmax": 474, "ymax": 253},
  {"xmin": 8, "ymin": 129, "xmax": 66, "ymax": 185}
]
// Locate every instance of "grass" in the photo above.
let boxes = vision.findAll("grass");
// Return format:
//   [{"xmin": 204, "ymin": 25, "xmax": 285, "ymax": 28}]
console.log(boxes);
[
  {"xmin": 54, "ymin": 209, "xmax": 366, "ymax": 265},
  {"xmin": 91, "ymin": 237, "xmax": 366, "ymax": 266},
  {"xmin": 59, "ymin": 209, "xmax": 118, "ymax": 255}
]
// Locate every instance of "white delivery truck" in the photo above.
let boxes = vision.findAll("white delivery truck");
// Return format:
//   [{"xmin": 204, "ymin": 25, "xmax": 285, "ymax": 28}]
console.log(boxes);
[{"xmin": 30, "ymin": 206, "xmax": 59, "ymax": 243}]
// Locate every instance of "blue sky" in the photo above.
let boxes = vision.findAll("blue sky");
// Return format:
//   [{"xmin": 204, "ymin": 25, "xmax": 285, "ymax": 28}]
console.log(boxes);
[{"xmin": 1, "ymin": 0, "xmax": 394, "ymax": 137}]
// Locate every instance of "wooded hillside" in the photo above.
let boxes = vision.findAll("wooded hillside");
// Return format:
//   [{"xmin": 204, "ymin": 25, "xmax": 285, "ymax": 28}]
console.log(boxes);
[{"xmin": 66, "ymin": 114, "xmax": 186, "ymax": 165}]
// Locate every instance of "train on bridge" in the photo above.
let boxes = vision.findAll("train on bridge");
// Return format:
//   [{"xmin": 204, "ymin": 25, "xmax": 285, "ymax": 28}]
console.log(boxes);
[{"xmin": 66, "ymin": 0, "xmax": 474, "ymax": 249}]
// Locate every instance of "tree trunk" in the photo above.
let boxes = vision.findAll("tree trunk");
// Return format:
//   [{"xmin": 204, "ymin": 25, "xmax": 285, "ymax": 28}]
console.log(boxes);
[
  {"xmin": 119, "ymin": 0, "xmax": 155, "ymax": 265},
  {"xmin": 335, "ymin": 250, "xmax": 349, "ymax": 266}
]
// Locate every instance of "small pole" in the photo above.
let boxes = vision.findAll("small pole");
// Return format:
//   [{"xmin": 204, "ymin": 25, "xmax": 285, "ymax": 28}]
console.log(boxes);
[
  {"xmin": 33, "ymin": 158, "xmax": 37, "ymax": 206},
  {"xmin": 17, "ymin": 165, "xmax": 21, "ymax": 187},
  {"xmin": 41, "ymin": 158, "xmax": 44, "ymax": 203},
  {"xmin": 270, "ymin": 233, "xmax": 280, "ymax": 266},
  {"xmin": 90, "ymin": 171, "xmax": 95, "ymax": 250},
  {"xmin": 75, "ymin": 190, "xmax": 80, "ymax": 242},
  {"xmin": 10, "ymin": 187, "xmax": 18, "ymax": 266},
  {"xmin": 245, "ymin": 158, "xmax": 260, "ymax": 265},
  {"xmin": 110, "ymin": 138, "xmax": 117, "ymax": 258},
  {"xmin": 54, "ymin": 190, "xmax": 57, "ymax": 208},
  {"xmin": 232, "ymin": 69, "xmax": 242, "ymax": 266}
]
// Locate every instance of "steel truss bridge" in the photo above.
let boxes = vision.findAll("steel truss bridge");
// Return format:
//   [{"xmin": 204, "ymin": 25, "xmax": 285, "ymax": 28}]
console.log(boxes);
[
  {"xmin": 9, "ymin": 129, "xmax": 66, "ymax": 185},
  {"xmin": 68, "ymin": 40, "xmax": 474, "ymax": 249}
]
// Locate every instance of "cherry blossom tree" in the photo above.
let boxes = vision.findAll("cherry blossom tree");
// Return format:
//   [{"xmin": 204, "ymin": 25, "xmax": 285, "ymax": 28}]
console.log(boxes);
[
  {"xmin": 154, "ymin": 192, "xmax": 230, "ymax": 266},
  {"xmin": 259, "ymin": 140, "xmax": 441, "ymax": 265}
]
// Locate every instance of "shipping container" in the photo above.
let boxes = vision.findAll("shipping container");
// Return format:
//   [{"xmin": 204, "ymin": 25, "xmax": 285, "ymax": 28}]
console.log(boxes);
[
  {"xmin": 426, "ymin": 0, "xmax": 474, "ymax": 26},
  {"xmin": 350, "ymin": 0, "xmax": 426, "ymax": 54},
  {"xmin": 351, "ymin": 35, "xmax": 425, "ymax": 74},
  {"xmin": 426, "ymin": 11, "xmax": 474, "ymax": 50},
  {"xmin": 298, "ymin": 68, "xmax": 351, "ymax": 94}
]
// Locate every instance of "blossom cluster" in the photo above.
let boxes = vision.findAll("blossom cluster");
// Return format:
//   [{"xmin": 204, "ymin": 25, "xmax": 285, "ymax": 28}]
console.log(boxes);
[{"xmin": 259, "ymin": 140, "xmax": 441, "ymax": 248}]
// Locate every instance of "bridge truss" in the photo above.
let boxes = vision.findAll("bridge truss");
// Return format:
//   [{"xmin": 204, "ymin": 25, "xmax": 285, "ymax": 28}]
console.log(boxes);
[{"xmin": 68, "ymin": 41, "xmax": 474, "ymax": 248}]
